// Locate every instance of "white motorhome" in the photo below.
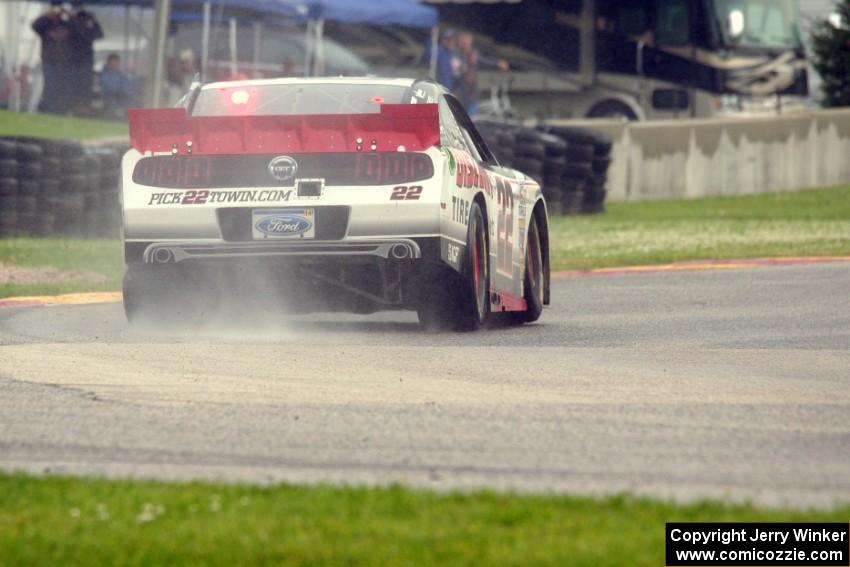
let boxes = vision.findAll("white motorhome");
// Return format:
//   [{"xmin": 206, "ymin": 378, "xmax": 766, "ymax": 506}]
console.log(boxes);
[{"xmin": 436, "ymin": 0, "xmax": 811, "ymax": 119}]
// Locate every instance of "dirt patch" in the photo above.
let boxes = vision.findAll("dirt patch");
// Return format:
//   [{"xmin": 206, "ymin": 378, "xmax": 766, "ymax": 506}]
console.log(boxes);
[{"xmin": 0, "ymin": 262, "xmax": 108, "ymax": 285}]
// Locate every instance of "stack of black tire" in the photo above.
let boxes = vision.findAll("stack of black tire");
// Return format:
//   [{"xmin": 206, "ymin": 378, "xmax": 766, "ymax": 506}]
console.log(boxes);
[
  {"xmin": 473, "ymin": 118, "xmax": 519, "ymax": 168},
  {"xmin": 90, "ymin": 146, "xmax": 123, "ymax": 236},
  {"xmin": 16, "ymin": 141, "xmax": 45, "ymax": 236},
  {"xmin": 0, "ymin": 136, "xmax": 123, "ymax": 237},
  {"xmin": 474, "ymin": 119, "xmax": 564, "ymax": 214},
  {"xmin": 38, "ymin": 139, "xmax": 63, "ymax": 236},
  {"xmin": 539, "ymin": 125, "xmax": 613, "ymax": 214},
  {"xmin": 0, "ymin": 140, "xmax": 19, "ymax": 237},
  {"xmin": 473, "ymin": 118, "xmax": 613, "ymax": 215},
  {"xmin": 59, "ymin": 141, "xmax": 89, "ymax": 236}
]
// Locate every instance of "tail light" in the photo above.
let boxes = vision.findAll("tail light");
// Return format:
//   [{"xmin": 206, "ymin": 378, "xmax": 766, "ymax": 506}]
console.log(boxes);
[
  {"xmin": 132, "ymin": 153, "xmax": 433, "ymax": 189},
  {"xmin": 352, "ymin": 153, "xmax": 432, "ymax": 185},
  {"xmin": 133, "ymin": 155, "xmax": 213, "ymax": 187}
]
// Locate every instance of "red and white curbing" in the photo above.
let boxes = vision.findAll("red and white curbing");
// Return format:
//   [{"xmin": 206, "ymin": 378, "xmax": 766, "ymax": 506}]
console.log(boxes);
[
  {"xmin": 0, "ymin": 292, "xmax": 122, "ymax": 309},
  {"xmin": 551, "ymin": 256, "xmax": 850, "ymax": 279}
]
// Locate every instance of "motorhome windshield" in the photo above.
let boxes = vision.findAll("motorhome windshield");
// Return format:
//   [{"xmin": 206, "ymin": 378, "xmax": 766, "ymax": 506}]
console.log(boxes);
[{"xmin": 713, "ymin": 0, "xmax": 801, "ymax": 49}]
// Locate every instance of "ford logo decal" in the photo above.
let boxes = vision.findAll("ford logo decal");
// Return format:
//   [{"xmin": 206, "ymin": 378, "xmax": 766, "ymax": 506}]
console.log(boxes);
[
  {"xmin": 268, "ymin": 155, "xmax": 298, "ymax": 182},
  {"xmin": 255, "ymin": 215, "xmax": 312, "ymax": 236}
]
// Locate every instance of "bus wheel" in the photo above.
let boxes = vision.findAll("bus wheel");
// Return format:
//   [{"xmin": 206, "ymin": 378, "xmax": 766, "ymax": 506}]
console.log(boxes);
[{"xmin": 588, "ymin": 100, "xmax": 638, "ymax": 121}]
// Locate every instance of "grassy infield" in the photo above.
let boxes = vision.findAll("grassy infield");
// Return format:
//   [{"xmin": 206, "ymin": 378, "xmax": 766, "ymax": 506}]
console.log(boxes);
[
  {"xmin": 2, "ymin": 185, "xmax": 850, "ymax": 298},
  {"xmin": 1, "ymin": 113, "xmax": 849, "ymax": 565},
  {"xmin": 1, "ymin": 475, "xmax": 848, "ymax": 567},
  {"xmin": 0, "ymin": 109, "xmax": 127, "ymax": 140}
]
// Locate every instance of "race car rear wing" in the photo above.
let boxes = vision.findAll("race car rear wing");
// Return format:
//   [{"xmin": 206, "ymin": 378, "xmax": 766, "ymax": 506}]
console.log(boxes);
[{"xmin": 128, "ymin": 104, "xmax": 441, "ymax": 156}]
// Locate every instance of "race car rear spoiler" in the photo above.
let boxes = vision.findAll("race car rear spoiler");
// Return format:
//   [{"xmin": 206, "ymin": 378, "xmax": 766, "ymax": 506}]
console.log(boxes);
[{"xmin": 128, "ymin": 104, "xmax": 440, "ymax": 155}]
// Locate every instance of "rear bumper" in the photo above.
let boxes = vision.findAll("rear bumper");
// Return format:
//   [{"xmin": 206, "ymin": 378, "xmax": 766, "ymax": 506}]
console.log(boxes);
[
  {"xmin": 125, "ymin": 237, "xmax": 442, "ymax": 265},
  {"xmin": 142, "ymin": 238, "xmax": 423, "ymax": 264},
  {"xmin": 123, "ymin": 236, "xmax": 446, "ymax": 312}
]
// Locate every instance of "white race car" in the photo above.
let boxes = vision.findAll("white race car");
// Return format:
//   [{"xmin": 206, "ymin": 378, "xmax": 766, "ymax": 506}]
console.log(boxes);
[{"xmin": 122, "ymin": 77, "xmax": 550, "ymax": 330}]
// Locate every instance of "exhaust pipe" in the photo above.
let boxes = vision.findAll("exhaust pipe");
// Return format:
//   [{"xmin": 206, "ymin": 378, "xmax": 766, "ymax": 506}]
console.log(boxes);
[
  {"xmin": 152, "ymin": 248, "xmax": 175, "ymax": 264},
  {"xmin": 390, "ymin": 243, "xmax": 411, "ymax": 260}
]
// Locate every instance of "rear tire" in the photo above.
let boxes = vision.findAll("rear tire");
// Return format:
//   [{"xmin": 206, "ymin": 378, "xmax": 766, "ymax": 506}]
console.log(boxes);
[
  {"xmin": 123, "ymin": 264, "xmax": 162, "ymax": 326},
  {"xmin": 417, "ymin": 202, "xmax": 490, "ymax": 331},
  {"xmin": 522, "ymin": 214, "xmax": 544, "ymax": 323},
  {"xmin": 123, "ymin": 264, "xmax": 201, "ymax": 327}
]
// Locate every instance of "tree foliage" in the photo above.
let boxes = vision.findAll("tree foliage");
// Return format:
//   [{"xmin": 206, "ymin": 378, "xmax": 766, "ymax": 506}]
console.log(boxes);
[{"xmin": 811, "ymin": 1, "xmax": 850, "ymax": 107}]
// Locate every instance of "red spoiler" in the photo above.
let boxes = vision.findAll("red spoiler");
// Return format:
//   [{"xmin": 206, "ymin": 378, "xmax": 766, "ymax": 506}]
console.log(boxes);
[{"xmin": 128, "ymin": 104, "xmax": 440, "ymax": 155}]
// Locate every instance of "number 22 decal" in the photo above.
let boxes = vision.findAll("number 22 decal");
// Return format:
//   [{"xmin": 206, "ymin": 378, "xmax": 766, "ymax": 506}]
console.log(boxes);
[
  {"xmin": 390, "ymin": 186, "xmax": 423, "ymax": 201},
  {"xmin": 495, "ymin": 179, "xmax": 514, "ymax": 275},
  {"xmin": 181, "ymin": 190, "xmax": 210, "ymax": 205}
]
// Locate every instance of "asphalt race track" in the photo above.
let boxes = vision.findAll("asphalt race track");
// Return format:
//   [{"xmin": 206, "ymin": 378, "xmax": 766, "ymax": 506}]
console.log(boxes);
[{"xmin": 1, "ymin": 262, "xmax": 849, "ymax": 507}]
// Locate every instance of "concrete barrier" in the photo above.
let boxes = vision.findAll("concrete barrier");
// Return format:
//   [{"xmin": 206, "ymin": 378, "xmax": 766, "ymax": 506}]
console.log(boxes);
[{"xmin": 548, "ymin": 109, "xmax": 850, "ymax": 202}]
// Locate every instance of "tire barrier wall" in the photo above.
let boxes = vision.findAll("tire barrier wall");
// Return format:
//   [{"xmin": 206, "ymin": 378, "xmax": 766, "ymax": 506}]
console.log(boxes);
[
  {"xmin": 0, "ymin": 137, "xmax": 125, "ymax": 238},
  {"xmin": 548, "ymin": 108, "xmax": 850, "ymax": 203},
  {"xmin": 474, "ymin": 118, "xmax": 613, "ymax": 215}
]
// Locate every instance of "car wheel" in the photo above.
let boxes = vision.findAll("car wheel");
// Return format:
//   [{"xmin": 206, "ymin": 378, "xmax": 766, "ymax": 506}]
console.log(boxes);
[
  {"xmin": 415, "ymin": 270, "xmax": 459, "ymax": 331},
  {"xmin": 123, "ymin": 264, "xmax": 162, "ymax": 326},
  {"xmin": 521, "ymin": 213, "xmax": 544, "ymax": 322},
  {"xmin": 417, "ymin": 201, "xmax": 490, "ymax": 331},
  {"xmin": 460, "ymin": 201, "xmax": 491, "ymax": 330},
  {"xmin": 124, "ymin": 264, "xmax": 200, "ymax": 327}
]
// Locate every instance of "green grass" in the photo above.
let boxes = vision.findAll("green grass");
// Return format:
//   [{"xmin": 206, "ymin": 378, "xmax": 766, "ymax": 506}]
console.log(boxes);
[
  {"xmin": 548, "ymin": 185, "xmax": 850, "ymax": 271},
  {"xmin": 1, "ymin": 187, "xmax": 849, "ymax": 298},
  {"xmin": 0, "ymin": 109, "xmax": 127, "ymax": 140},
  {"xmin": 0, "ymin": 472, "xmax": 847, "ymax": 567},
  {"xmin": 0, "ymin": 238, "xmax": 122, "ymax": 298}
]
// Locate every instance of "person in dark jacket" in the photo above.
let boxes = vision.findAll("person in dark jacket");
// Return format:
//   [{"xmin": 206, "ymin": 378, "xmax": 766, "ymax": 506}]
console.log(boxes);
[
  {"xmin": 68, "ymin": 2, "xmax": 104, "ymax": 114},
  {"xmin": 32, "ymin": 1, "xmax": 75, "ymax": 114}
]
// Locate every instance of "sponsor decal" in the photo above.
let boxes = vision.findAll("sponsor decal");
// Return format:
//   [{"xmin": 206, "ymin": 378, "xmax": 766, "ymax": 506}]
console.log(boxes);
[
  {"xmin": 447, "ymin": 242, "xmax": 460, "ymax": 265},
  {"xmin": 267, "ymin": 155, "xmax": 298, "ymax": 182},
  {"xmin": 495, "ymin": 178, "xmax": 515, "ymax": 276},
  {"xmin": 147, "ymin": 189, "xmax": 293, "ymax": 206},
  {"xmin": 443, "ymin": 148, "xmax": 457, "ymax": 177},
  {"xmin": 390, "ymin": 185, "xmax": 423, "ymax": 201},
  {"xmin": 452, "ymin": 150, "xmax": 493, "ymax": 194},
  {"xmin": 252, "ymin": 208, "xmax": 315, "ymax": 240},
  {"xmin": 452, "ymin": 196, "xmax": 470, "ymax": 226},
  {"xmin": 441, "ymin": 238, "xmax": 464, "ymax": 270}
]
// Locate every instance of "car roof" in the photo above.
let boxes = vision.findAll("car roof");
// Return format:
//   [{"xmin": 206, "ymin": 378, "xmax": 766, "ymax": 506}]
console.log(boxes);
[{"xmin": 201, "ymin": 77, "xmax": 421, "ymax": 91}]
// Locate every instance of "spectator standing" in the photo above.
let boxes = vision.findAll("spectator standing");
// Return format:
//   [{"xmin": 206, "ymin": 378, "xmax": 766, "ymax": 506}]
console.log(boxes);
[
  {"xmin": 167, "ymin": 49, "xmax": 198, "ymax": 102},
  {"xmin": 68, "ymin": 2, "xmax": 104, "ymax": 114},
  {"xmin": 100, "ymin": 53, "xmax": 136, "ymax": 119},
  {"xmin": 32, "ymin": 1, "xmax": 75, "ymax": 114},
  {"xmin": 432, "ymin": 29, "xmax": 460, "ymax": 91},
  {"xmin": 455, "ymin": 32, "xmax": 509, "ymax": 115}
]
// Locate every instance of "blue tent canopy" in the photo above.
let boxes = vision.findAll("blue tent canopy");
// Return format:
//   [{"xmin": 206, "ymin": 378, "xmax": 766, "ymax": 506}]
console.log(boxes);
[
  {"xmin": 50, "ymin": 0, "xmax": 435, "ymax": 27},
  {"xmin": 317, "ymin": 0, "xmax": 436, "ymax": 27}
]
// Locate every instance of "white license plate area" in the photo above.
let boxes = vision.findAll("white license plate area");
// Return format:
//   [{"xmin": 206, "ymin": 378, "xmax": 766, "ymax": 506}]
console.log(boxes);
[{"xmin": 252, "ymin": 208, "xmax": 316, "ymax": 240}]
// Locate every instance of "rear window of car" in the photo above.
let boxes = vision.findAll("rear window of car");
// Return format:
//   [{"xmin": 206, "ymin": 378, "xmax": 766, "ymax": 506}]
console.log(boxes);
[{"xmin": 191, "ymin": 83, "xmax": 411, "ymax": 116}]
